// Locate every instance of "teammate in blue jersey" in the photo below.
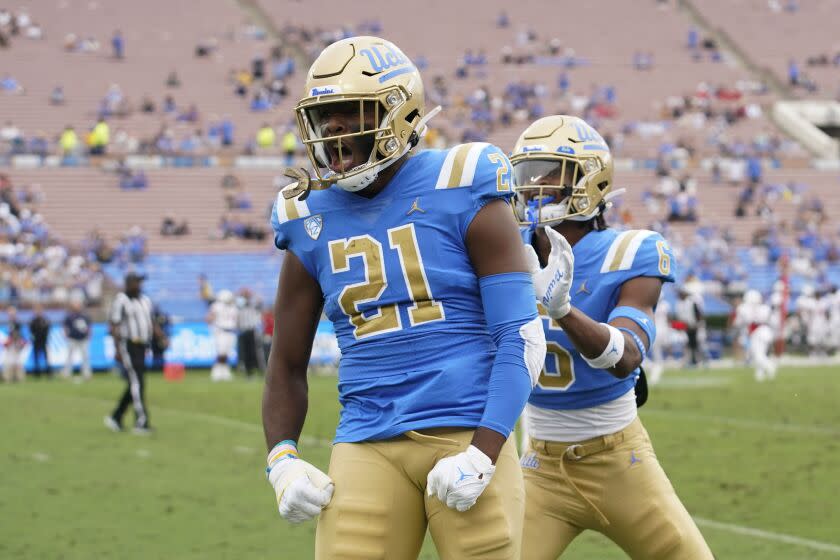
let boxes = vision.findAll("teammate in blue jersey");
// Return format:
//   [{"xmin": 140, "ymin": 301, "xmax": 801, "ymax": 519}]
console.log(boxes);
[
  {"xmin": 262, "ymin": 36, "xmax": 545, "ymax": 560},
  {"xmin": 513, "ymin": 115, "xmax": 713, "ymax": 559}
]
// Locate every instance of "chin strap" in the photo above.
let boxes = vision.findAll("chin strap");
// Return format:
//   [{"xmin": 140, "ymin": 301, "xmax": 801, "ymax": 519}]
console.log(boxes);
[
  {"xmin": 602, "ymin": 188, "xmax": 626, "ymax": 206},
  {"xmin": 416, "ymin": 105, "xmax": 442, "ymax": 141}
]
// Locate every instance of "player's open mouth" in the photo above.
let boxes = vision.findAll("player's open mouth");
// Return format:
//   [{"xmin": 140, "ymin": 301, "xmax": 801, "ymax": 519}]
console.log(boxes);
[{"xmin": 327, "ymin": 142, "xmax": 355, "ymax": 173}]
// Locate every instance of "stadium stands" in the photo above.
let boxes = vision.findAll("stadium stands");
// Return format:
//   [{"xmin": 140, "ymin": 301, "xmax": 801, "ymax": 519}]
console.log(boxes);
[
  {"xmin": 2, "ymin": 0, "xmax": 840, "ymax": 326},
  {"xmin": 4, "ymin": 167, "xmax": 280, "ymax": 252},
  {"xmin": 693, "ymin": 0, "xmax": 840, "ymax": 99}
]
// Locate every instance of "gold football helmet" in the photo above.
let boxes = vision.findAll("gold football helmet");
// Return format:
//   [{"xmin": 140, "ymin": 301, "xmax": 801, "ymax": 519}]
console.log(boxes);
[
  {"xmin": 510, "ymin": 115, "xmax": 616, "ymax": 226},
  {"xmin": 295, "ymin": 36, "xmax": 437, "ymax": 192}
]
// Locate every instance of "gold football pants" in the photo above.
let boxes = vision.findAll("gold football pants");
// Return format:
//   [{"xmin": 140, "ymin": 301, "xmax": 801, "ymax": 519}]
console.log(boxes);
[
  {"xmin": 315, "ymin": 428, "xmax": 524, "ymax": 560},
  {"xmin": 521, "ymin": 418, "xmax": 713, "ymax": 559}
]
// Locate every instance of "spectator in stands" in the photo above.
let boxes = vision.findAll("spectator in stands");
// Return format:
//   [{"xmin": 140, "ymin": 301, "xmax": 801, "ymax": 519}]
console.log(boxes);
[
  {"xmin": 29, "ymin": 131, "xmax": 49, "ymax": 159},
  {"xmin": 29, "ymin": 303, "xmax": 50, "ymax": 377},
  {"xmin": 178, "ymin": 130, "xmax": 202, "ymax": 154},
  {"xmin": 252, "ymin": 54, "xmax": 266, "ymax": 80},
  {"xmin": 111, "ymin": 30, "xmax": 124, "ymax": 59},
  {"xmin": 250, "ymin": 88, "xmax": 271, "ymax": 111},
  {"xmin": 195, "ymin": 38, "xmax": 218, "ymax": 58},
  {"xmin": 788, "ymin": 59, "xmax": 799, "ymax": 86},
  {"xmin": 747, "ymin": 155, "xmax": 762, "ymax": 185},
  {"xmin": 62, "ymin": 299, "xmax": 91, "ymax": 380},
  {"xmin": 160, "ymin": 215, "xmax": 189, "ymax": 236},
  {"xmin": 668, "ymin": 192, "xmax": 698, "ymax": 222},
  {"xmin": 163, "ymin": 95, "xmax": 176, "ymax": 114},
  {"xmin": 165, "ymin": 70, "xmax": 181, "ymax": 88},
  {"xmin": 50, "ymin": 86, "xmax": 65, "ymax": 106},
  {"xmin": 88, "ymin": 118, "xmax": 110, "ymax": 155},
  {"xmin": 221, "ymin": 173, "xmax": 240, "ymax": 190},
  {"xmin": 118, "ymin": 226, "xmax": 147, "ymax": 263},
  {"xmin": 687, "ymin": 27, "xmax": 699, "ymax": 50},
  {"xmin": 59, "ymin": 126, "xmax": 78, "ymax": 156},
  {"xmin": 221, "ymin": 116, "xmax": 234, "ymax": 146},
  {"xmin": 177, "ymin": 104, "xmax": 199, "ymax": 123},
  {"xmin": 256, "ymin": 123, "xmax": 276, "ymax": 149},
  {"xmin": 226, "ymin": 187, "xmax": 252, "ymax": 210},
  {"xmin": 1, "ymin": 73, "xmax": 22, "ymax": 93},
  {"xmin": 0, "ymin": 121, "xmax": 21, "ymax": 150},
  {"xmin": 140, "ymin": 95, "xmax": 155, "ymax": 113},
  {"xmin": 281, "ymin": 130, "xmax": 297, "ymax": 165},
  {"xmin": 2, "ymin": 305, "xmax": 26, "ymax": 382}
]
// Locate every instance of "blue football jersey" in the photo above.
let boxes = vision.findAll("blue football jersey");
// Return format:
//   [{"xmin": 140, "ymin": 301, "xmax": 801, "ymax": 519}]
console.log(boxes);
[
  {"xmin": 271, "ymin": 143, "xmax": 514, "ymax": 443},
  {"xmin": 524, "ymin": 228, "xmax": 676, "ymax": 410}
]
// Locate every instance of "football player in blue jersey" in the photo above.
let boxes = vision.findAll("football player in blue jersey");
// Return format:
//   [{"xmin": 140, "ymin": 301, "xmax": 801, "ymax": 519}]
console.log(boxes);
[
  {"xmin": 262, "ymin": 36, "xmax": 545, "ymax": 559},
  {"xmin": 513, "ymin": 115, "xmax": 713, "ymax": 559}
]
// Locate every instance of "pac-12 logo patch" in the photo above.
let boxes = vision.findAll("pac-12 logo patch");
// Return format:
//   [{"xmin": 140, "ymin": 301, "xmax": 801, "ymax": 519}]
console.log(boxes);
[{"xmin": 304, "ymin": 215, "xmax": 323, "ymax": 240}]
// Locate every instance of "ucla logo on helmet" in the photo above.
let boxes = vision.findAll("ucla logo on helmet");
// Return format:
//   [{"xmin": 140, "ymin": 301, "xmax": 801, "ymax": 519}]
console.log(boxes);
[
  {"xmin": 304, "ymin": 215, "xmax": 323, "ymax": 240},
  {"xmin": 573, "ymin": 122, "xmax": 606, "ymax": 145},
  {"xmin": 359, "ymin": 44, "xmax": 408, "ymax": 73}
]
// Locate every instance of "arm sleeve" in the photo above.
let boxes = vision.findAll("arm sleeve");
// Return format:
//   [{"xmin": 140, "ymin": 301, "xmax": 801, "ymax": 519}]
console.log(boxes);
[{"xmin": 477, "ymin": 272, "xmax": 545, "ymax": 438}]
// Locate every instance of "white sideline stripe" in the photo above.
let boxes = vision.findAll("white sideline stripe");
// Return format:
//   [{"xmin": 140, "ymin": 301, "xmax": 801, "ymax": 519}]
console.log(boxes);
[
  {"xmin": 694, "ymin": 517, "xmax": 840, "ymax": 554},
  {"xmin": 6, "ymin": 390, "xmax": 335, "ymax": 447},
  {"xmin": 642, "ymin": 409, "xmax": 840, "ymax": 436}
]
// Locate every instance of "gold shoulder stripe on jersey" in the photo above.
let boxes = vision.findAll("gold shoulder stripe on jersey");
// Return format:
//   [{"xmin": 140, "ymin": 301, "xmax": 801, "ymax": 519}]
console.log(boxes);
[
  {"xmin": 285, "ymin": 196, "xmax": 302, "ymax": 221},
  {"xmin": 607, "ymin": 230, "xmax": 643, "ymax": 272},
  {"xmin": 446, "ymin": 144, "xmax": 474, "ymax": 188},
  {"xmin": 276, "ymin": 186, "xmax": 311, "ymax": 224}
]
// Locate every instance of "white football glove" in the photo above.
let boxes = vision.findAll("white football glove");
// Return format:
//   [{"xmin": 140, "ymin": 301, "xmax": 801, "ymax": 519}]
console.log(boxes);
[
  {"xmin": 426, "ymin": 445, "xmax": 495, "ymax": 512},
  {"xmin": 525, "ymin": 227, "xmax": 575, "ymax": 319},
  {"xmin": 267, "ymin": 448, "xmax": 334, "ymax": 524}
]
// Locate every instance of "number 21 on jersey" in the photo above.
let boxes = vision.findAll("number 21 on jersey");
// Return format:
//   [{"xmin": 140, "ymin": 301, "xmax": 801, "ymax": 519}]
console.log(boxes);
[{"xmin": 329, "ymin": 223, "xmax": 445, "ymax": 340}]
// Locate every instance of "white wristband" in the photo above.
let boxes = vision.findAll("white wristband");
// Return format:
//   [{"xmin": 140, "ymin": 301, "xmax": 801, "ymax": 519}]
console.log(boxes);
[{"xmin": 583, "ymin": 323, "xmax": 625, "ymax": 370}]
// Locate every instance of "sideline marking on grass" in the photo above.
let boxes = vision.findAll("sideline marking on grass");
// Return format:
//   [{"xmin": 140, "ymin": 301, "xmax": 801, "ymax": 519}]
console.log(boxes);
[
  {"xmin": 652, "ymin": 377, "xmax": 730, "ymax": 388},
  {"xmin": 1, "ymin": 389, "xmax": 334, "ymax": 447},
  {"xmin": 642, "ymin": 409, "xmax": 840, "ymax": 436},
  {"xmin": 695, "ymin": 517, "xmax": 840, "ymax": 554}
]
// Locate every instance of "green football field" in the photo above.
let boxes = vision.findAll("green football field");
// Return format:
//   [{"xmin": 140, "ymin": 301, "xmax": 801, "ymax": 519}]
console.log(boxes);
[{"xmin": 2, "ymin": 365, "xmax": 839, "ymax": 559}]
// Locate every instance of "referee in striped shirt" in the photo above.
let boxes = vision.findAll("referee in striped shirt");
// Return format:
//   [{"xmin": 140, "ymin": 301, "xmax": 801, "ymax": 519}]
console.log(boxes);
[{"xmin": 104, "ymin": 272, "xmax": 154, "ymax": 434}]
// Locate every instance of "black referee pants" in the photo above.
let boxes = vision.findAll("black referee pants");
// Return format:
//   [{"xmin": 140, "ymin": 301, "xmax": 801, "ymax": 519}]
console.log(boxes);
[
  {"xmin": 238, "ymin": 329, "xmax": 259, "ymax": 376},
  {"xmin": 112, "ymin": 341, "xmax": 150, "ymax": 428}
]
